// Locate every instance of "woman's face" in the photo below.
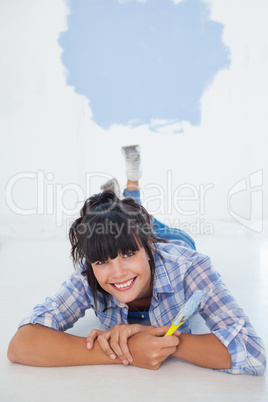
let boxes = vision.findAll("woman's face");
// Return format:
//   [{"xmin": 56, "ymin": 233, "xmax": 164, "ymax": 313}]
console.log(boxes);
[{"xmin": 91, "ymin": 246, "xmax": 152, "ymax": 304}]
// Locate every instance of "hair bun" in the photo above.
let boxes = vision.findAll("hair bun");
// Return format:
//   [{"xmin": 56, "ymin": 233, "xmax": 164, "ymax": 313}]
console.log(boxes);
[{"xmin": 80, "ymin": 190, "xmax": 119, "ymax": 217}]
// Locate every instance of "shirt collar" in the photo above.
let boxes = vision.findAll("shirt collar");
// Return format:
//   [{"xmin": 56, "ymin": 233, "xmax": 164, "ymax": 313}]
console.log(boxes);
[{"xmin": 102, "ymin": 293, "xmax": 126, "ymax": 311}]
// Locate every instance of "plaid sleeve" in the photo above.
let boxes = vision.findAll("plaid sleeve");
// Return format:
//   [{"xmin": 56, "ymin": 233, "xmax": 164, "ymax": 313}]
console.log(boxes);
[
  {"xmin": 184, "ymin": 253, "xmax": 266, "ymax": 375},
  {"xmin": 18, "ymin": 268, "xmax": 93, "ymax": 332}
]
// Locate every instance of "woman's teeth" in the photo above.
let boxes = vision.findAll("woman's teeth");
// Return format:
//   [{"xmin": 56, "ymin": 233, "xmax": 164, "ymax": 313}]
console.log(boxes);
[{"xmin": 113, "ymin": 278, "xmax": 135, "ymax": 289}]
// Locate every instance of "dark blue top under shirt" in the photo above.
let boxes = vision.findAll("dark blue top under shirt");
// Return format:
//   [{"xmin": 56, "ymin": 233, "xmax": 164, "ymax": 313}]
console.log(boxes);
[
  {"xmin": 127, "ymin": 310, "xmax": 151, "ymax": 325},
  {"xmin": 127, "ymin": 310, "xmax": 149, "ymax": 320}
]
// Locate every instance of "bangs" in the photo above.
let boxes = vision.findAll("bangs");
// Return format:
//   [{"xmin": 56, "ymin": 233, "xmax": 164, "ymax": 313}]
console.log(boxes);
[{"xmin": 82, "ymin": 212, "xmax": 143, "ymax": 264}]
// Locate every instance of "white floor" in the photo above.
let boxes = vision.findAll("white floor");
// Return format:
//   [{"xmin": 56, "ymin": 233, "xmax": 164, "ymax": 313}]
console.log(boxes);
[{"xmin": 1, "ymin": 229, "xmax": 268, "ymax": 402}]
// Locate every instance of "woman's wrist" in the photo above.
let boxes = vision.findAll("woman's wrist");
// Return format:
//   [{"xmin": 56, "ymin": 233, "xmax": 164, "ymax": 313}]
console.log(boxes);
[{"xmin": 172, "ymin": 332, "xmax": 232, "ymax": 370}]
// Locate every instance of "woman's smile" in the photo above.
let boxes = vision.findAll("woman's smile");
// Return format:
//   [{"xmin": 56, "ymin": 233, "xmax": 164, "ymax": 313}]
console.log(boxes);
[{"xmin": 110, "ymin": 276, "xmax": 137, "ymax": 291}]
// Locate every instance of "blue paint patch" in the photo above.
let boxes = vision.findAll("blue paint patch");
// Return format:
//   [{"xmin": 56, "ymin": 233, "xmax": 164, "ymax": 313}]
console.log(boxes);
[{"xmin": 59, "ymin": 0, "xmax": 230, "ymax": 130}]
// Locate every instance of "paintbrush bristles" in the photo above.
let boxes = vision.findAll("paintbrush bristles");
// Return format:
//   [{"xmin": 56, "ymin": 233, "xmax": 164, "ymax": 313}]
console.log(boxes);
[{"xmin": 173, "ymin": 290, "xmax": 206, "ymax": 325}]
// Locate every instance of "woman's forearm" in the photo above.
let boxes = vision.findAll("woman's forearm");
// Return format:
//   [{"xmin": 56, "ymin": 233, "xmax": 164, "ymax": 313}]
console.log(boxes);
[
  {"xmin": 172, "ymin": 333, "xmax": 232, "ymax": 370},
  {"xmin": 7, "ymin": 324, "xmax": 180, "ymax": 370},
  {"xmin": 7, "ymin": 324, "xmax": 122, "ymax": 367},
  {"xmin": 8, "ymin": 325, "xmax": 232, "ymax": 370}
]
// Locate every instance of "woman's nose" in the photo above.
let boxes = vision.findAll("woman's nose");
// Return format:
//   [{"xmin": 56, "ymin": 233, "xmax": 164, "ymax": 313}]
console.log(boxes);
[{"xmin": 110, "ymin": 257, "xmax": 127, "ymax": 278}]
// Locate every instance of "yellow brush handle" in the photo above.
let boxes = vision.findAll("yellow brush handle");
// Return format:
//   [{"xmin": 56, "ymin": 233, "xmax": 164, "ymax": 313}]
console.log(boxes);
[{"xmin": 164, "ymin": 321, "xmax": 184, "ymax": 336}]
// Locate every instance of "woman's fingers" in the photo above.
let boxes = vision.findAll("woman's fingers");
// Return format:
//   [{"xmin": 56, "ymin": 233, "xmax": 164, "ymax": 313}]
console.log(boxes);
[
  {"xmin": 86, "ymin": 327, "xmax": 134, "ymax": 364},
  {"xmin": 96, "ymin": 332, "xmax": 117, "ymax": 360},
  {"xmin": 146, "ymin": 325, "xmax": 180, "ymax": 338},
  {"xmin": 119, "ymin": 337, "xmax": 133, "ymax": 363},
  {"xmin": 86, "ymin": 329, "xmax": 104, "ymax": 349},
  {"xmin": 110, "ymin": 333, "xmax": 133, "ymax": 364},
  {"xmin": 106, "ymin": 324, "xmax": 143, "ymax": 365},
  {"xmin": 141, "ymin": 325, "xmax": 180, "ymax": 365},
  {"xmin": 109, "ymin": 334, "xmax": 129, "ymax": 365},
  {"xmin": 98, "ymin": 326, "xmax": 134, "ymax": 364}
]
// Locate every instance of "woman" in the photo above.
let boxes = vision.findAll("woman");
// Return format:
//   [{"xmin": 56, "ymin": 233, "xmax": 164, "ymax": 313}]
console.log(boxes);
[{"xmin": 7, "ymin": 146, "xmax": 266, "ymax": 374}]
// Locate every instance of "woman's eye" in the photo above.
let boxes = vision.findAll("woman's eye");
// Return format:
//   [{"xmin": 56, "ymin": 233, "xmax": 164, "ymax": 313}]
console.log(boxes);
[
  {"xmin": 96, "ymin": 260, "xmax": 108, "ymax": 266},
  {"xmin": 123, "ymin": 252, "xmax": 135, "ymax": 258}
]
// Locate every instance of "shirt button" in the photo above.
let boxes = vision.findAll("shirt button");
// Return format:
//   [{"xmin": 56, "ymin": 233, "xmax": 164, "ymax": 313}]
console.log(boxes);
[
  {"xmin": 153, "ymin": 321, "xmax": 157, "ymax": 326},
  {"xmin": 51, "ymin": 302, "xmax": 57, "ymax": 308},
  {"xmin": 238, "ymin": 319, "xmax": 244, "ymax": 326}
]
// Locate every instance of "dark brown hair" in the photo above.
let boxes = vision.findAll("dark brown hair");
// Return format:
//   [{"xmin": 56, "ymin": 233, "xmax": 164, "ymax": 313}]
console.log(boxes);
[{"xmin": 69, "ymin": 190, "xmax": 166, "ymax": 309}]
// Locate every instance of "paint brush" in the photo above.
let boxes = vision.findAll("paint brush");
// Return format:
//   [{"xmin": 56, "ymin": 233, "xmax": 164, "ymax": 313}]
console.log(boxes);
[{"xmin": 164, "ymin": 290, "xmax": 206, "ymax": 336}]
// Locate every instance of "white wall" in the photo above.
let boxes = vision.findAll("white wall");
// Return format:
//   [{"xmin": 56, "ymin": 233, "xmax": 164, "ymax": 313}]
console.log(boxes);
[
  {"xmin": 1, "ymin": 0, "xmax": 267, "ymax": 238},
  {"xmin": 0, "ymin": 0, "xmax": 85, "ymax": 237}
]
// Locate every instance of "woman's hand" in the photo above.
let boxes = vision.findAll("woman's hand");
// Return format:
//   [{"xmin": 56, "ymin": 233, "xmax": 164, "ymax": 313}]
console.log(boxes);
[
  {"xmin": 128, "ymin": 325, "xmax": 181, "ymax": 370},
  {"xmin": 86, "ymin": 324, "xmax": 153, "ymax": 365}
]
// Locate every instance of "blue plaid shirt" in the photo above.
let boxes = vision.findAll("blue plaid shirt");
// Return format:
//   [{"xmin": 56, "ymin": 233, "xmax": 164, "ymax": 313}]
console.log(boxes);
[{"xmin": 19, "ymin": 240, "xmax": 266, "ymax": 375}]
